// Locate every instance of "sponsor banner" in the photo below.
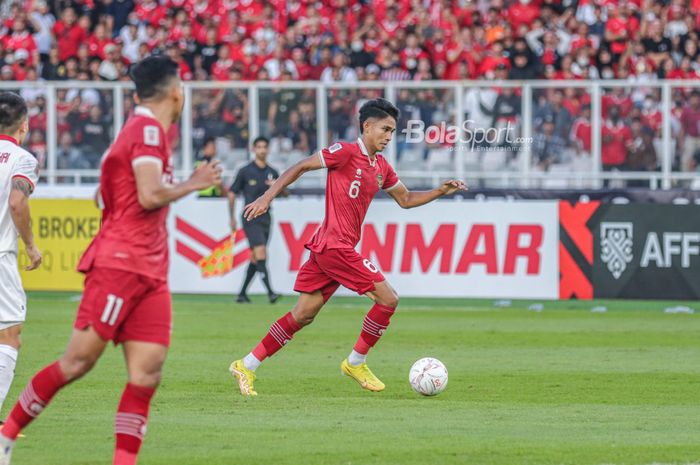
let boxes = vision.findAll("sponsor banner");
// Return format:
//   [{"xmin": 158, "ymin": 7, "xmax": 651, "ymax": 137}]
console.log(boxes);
[
  {"xmin": 590, "ymin": 204, "xmax": 700, "ymax": 299},
  {"xmin": 169, "ymin": 196, "xmax": 559, "ymax": 299},
  {"xmin": 18, "ymin": 199, "xmax": 101, "ymax": 291}
]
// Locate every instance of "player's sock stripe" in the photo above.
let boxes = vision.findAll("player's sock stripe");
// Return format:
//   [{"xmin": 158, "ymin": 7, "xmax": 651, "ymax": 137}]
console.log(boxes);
[
  {"xmin": 269, "ymin": 326, "xmax": 287, "ymax": 345},
  {"xmin": 362, "ymin": 321, "xmax": 386, "ymax": 334},
  {"xmin": 271, "ymin": 323, "xmax": 291, "ymax": 341},
  {"xmin": 361, "ymin": 327, "xmax": 382, "ymax": 337},
  {"xmin": 268, "ymin": 327, "xmax": 285, "ymax": 345},
  {"xmin": 363, "ymin": 318, "xmax": 385, "ymax": 330},
  {"xmin": 272, "ymin": 323, "xmax": 291, "ymax": 340}
]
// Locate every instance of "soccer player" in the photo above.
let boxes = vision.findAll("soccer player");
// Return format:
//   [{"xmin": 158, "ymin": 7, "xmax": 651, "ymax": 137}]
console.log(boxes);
[
  {"xmin": 0, "ymin": 56, "xmax": 221, "ymax": 465},
  {"xmin": 229, "ymin": 98, "xmax": 465, "ymax": 395},
  {"xmin": 0, "ymin": 92, "xmax": 42, "ymax": 419},
  {"xmin": 228, "ymin": 136, "xmax": 281, "ymax": 304}
]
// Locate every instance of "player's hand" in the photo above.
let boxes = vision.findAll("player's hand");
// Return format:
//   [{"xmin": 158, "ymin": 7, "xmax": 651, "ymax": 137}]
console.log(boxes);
[
  {"xmin": 25, "ymin": 244, "xmax": 42, "ymax": 271},
  {"xmin": 230, "ymin": 217, "xmax": 238, "ymax": 232},
  {"xmin": 190, "ymin": 159, "xmax": 222, "ymax": 190},
  {"xmin": 439, "ymin": 179, "xmax": 467, "ymax": 195},
  {"xmin": 243, "ymin": 196, "xmax": 271, "ymax": 221}
]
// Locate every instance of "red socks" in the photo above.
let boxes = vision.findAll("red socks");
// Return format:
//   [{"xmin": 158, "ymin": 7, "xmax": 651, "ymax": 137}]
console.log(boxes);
[
  {"xmin": 354, "ymin": 303, "xmax": 396, "ymax": 354},
  {"xmin": 259, "ymin": 312, "xmax": 301, "ymax": 358},
  {"xmin": 2, "ymin": 361, "xmax": 67, "ymax": 440},
  {"xmin": 114, "ymin": 383, "xmax": 155, "ymax": 464}
]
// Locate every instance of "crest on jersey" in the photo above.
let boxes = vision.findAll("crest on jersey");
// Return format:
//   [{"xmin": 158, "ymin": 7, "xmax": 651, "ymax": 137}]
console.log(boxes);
[
  {"xmin": 355, "ymin": 168, "xmax": 362, "ymax": 178},
  {"xmin": 144, "ymin": 126, "xmax": 160, "ymax": 146},
  {"xmin": 377, "ymin": 174, "xmax": 383, "ymax": 188},
  {"xmin": 248, "ymin": 179, "xmax": 257, "ymax": 186},
  {"xmin": 328, "ymin": 143, "xmax": 342, "ymax": 153}
]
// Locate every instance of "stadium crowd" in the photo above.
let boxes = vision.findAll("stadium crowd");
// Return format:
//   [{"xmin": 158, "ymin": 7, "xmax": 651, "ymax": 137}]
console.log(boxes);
[{"xmin": 1, "ymin": 0, "xmax": 700, "ymax": 181}]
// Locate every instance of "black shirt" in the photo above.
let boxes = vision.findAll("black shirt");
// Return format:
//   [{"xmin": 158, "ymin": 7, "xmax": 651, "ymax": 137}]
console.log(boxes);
[
  {"xmin": 642, "ymin": 37, "xmax": 672, "ymax": 54},
  {"xmin": 230, "ymin": 162, "xmax": 280, "ymax": 215}
]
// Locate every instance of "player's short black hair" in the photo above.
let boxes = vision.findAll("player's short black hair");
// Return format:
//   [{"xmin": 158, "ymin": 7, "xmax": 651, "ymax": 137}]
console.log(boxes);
[
  {"xmin": 0, "ymin": 92, "xmax": 28, "ymax": 134},
  {"xmin": 358, "ymin": 98, "xmax": 400, "ymax": 133},
  {"xmin": 252, "ymin": 136, "xmax": 269, "ymax": 146},
  {"xmin": 130, "ymin": 55, "xmax": 180, "ymax": 101}
]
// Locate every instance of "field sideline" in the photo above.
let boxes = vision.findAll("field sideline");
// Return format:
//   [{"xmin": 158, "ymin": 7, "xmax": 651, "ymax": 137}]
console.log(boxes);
[{"xmin": 6, "ymin": 292, "xmax": 700, "ymax": 465}]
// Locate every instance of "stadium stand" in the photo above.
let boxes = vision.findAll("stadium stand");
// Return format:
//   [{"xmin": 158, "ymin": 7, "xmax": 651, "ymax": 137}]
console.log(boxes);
[{"xmin": 1, "ymin": 0, "xmax": 699, "ymax": 186}]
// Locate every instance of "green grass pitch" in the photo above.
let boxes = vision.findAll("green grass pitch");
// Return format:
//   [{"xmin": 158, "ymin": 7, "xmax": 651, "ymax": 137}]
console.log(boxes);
[{"xmin": 7, "ymin": 293, "xmax": 700, "ymax": 465}]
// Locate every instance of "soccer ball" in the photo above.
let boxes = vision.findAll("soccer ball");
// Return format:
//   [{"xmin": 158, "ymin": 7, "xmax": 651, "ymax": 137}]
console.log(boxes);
[{"xmin": 409, "ymin": 357, "xmax": 448, "ymax": 396}]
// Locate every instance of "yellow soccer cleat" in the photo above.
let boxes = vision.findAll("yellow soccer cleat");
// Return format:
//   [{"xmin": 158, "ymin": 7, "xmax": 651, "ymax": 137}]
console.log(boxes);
[
  {"xmin": 229, "ymin": 359, "xmax": 258, "ymax": 396},
  {"xmin": 341, "ymin": 358, "xmax": 385, "ymax": 392}
]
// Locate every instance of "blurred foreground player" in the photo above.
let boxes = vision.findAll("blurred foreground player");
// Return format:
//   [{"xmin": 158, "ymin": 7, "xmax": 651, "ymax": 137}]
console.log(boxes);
[
  {"xmin": 0, "ymin": 92, "xmax": 42, "ymax": 420},
  {"xmin": 0, "ymin": 56, "xmax": 221, "ymax": 465},
  {"xmin": 229, "ymin": 98, "xmax": 466, "ymax": 395}
]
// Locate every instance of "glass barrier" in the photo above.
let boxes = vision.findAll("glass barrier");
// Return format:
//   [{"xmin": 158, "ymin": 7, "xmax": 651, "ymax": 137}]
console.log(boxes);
[
  {"xmin": 3, "ymin": 80, "xmax": 696, "ymax": 189},
  {"xmin": 55, "ymin": 86, "xmax": 113, "ymax": 184},
  {"xmin": 190, "ymin": 87, "xmax": 249, "ymax": 174},
  {"xmin": 257, "ymin": 87, "xmax": 317, "ymax": 171}
]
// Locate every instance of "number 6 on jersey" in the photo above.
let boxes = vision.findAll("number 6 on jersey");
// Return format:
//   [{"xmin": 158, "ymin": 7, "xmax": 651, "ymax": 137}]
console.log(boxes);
[{"xmin": 348, "ymin": 180, "xmax": 361, "ymax": 198}]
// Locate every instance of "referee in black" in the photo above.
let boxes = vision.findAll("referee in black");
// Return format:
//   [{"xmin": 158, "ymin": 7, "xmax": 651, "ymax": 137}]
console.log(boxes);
[{"xmin": 228, "ymin": 136, "xmax": 281, "ymax": 303}]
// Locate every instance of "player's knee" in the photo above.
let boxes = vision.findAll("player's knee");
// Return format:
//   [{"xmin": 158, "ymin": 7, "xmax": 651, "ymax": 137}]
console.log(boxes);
[
  {"xmin": 378, "ymin": 292, "xmax": 399, "ymax": 309},
  {"xmin": 291, "ymin": 306, "xmax": 317, "ymax": 327},
  {"xmin": 294, "ymin": 311, "xmax": 315, "ymax": 327},
  {"xmin": 130, "ymin": 370, "xmax": 162, "ymax": 389},
  {"xmin": 60, "ymin": 355, "xmax": 97, "ymax": 381}
]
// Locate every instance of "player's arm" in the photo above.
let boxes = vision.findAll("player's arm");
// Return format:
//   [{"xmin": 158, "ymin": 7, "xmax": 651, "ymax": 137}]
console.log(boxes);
[
  {"xmin": 387, "ymin": 180, "xmax": 467, "ymax": 209},
  {"xmin": 8, "ymin": 177, "xmax": 41, "ymax": 270},
  {"xmin": 134, "ymin": 159, "xmax": 222, "ymax": 210},
  {"xmin": 243, "ymin": 153, "xmax": 324, "ymax": 220}
]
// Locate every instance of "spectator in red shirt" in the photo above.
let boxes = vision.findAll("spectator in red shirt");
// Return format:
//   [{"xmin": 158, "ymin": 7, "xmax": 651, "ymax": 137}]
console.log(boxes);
[
  {"xmin": 135, "ymin": 0, "xmax": 168, "ymax": 26},
  {"xmin": 53, "ymin": 7, "xmax": 87, "ymax": 61},
  {"xmin": 508, "ymin": 0, "xmax": 540, "ymax": 34},
  {"xmin": 641, "ymin": 95, "xmax": 662, "ymax": 136},
  {"xmin": 399, "ymin": 33, "xmax": 428, "ymax": 76},
  {"xmin": 210, "ymin": 45, "xmax": 234, "ymax": 81},
  {"xmin": 5, "ymin": 18, "xmax": 38, "ymax": 64},
  {"xmin": 679, "ymin": 90, "xmax": 700, "ymax": 172},
  {"xmin": 87, "ymin": 23, "xmax": 114, "ymax": 60},
  {"xmin": 571, "ymin": 104, "xmax": 592, "ymax": 155},
  {"xmin": 602, "ymin": 107, "xmax": 633, "ymax": 170}
]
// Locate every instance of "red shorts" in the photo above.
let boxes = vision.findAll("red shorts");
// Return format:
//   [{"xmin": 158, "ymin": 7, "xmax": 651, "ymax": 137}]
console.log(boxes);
[
  {"xmin": 75, "ymin": 267, "xmax": 172, "ymax": 347},
  {"xmin": 294, "ymin": 248, "xmax": 385, "ymax": 302}
]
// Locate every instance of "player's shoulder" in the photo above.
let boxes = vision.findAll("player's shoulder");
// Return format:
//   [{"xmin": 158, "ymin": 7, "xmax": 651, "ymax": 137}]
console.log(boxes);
[
  {"xmin": 122, "ymin": 109, "xmax": 165, "ymax": 147},
  {"xmin": 9, "ymin": 145, "xmax": 38, "ymax": 168},
  {"xmin": 325, "ymin": 141, "xmax": 357, "ymax": 155}
]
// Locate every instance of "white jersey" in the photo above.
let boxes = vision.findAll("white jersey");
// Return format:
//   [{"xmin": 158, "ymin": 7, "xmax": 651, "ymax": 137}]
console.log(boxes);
[{"xmin": 0, "ymin": 135, "xmax": 38, "ymax": 256}]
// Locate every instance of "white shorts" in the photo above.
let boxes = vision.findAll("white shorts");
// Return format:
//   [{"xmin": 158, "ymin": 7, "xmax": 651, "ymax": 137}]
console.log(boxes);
[{"xmin": 0, "ymin": 253, "xmax": 26, "ymax": 329}]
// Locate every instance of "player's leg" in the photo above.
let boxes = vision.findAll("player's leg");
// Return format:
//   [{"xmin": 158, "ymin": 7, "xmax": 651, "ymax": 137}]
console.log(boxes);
[
  {"xmin": 350, "ymin": 280, "xmax": 399, "ymax": 365},
  {"xmin": 339, "ymin": 280, "xmax": 399, "ymax": 392},
  {"xmin": 0, "ymin": 253, "xmax": 29, "ymax": 416},
  {"xmin": 252, "ymin": 244, "xmax": 279, "ymax": 303},
  {"xmin": 111, "ymin": 281, "xmax": 171, "ymax": 465},
  {"xmin": 0, "ymin": 326, "xmax": 21, "ymax": 416},
  {"xmin": 237, "ymin": 251, "xmax": 257, "ymax": 303},
  {"xmin": 230, "ymin": 290, "xmax": 327, "ymax": 396},
  {"xmin": 0, "ymin": 327, "xmax": 107, "ymax": 445},
  {"xmin": 114, "ymin": 341, "xmax": 167, "ymax": 465},
  {"xmin": 311, "ymin": 249, "xmax": 396, "ymax": 392},
  {"xmin": 229, "ymin": 253, "xmax": 338, "ymax": 395}
]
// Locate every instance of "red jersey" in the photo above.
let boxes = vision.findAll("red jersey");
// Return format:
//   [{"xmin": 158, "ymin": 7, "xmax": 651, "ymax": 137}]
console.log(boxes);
[
  {"xmin": 307, "ymin": 139, "xmax": 401, "ymax": 253},
  {"xmin": 602, "ymin": 121, "xmax": 632, "ymax": 166},
  {"xmin": 78, "ymin": 106, "xmax": 173, "ymax": 281},
  {"xmin": 571, "ymin": 117, "xmax": 592, "ymax": 151}
]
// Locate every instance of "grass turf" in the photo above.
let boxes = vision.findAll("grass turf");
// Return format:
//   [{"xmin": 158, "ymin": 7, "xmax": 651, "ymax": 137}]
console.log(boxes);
[{"xmin": 7, "ymin": 293, "xmax": 700, "ymax": 465}]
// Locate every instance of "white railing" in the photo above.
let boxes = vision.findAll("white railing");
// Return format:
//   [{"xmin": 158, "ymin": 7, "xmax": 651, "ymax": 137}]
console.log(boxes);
[{"xmin": 2, "ymin": 79, "xmax": 700, "ymax": 190}]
